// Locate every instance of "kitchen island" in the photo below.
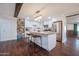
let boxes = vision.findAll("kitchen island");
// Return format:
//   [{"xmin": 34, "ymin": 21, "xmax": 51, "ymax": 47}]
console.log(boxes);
[{"xmin": 27, "ymin": 31, "xmax": 56, "ymax": 51}]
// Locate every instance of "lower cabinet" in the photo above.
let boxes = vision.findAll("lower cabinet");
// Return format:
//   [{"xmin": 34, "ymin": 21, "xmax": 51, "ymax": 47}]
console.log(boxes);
[{"xmin": 31, "ymin": 34, "xmax": 56, "ymax": 51}]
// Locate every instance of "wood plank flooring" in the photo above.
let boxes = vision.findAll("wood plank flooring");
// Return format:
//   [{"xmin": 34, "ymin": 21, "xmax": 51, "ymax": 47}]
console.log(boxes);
[{"xmin": 0, "ymin": 37, "xmax": 79, "ymax": 56}]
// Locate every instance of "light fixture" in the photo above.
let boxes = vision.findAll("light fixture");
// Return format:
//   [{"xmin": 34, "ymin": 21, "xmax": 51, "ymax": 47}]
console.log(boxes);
[
  {"xmin": 25, "ymin": 16, "xmax": 30, "ymax": 19},
  {"xmin": 48, "ymin": 16, "xmax": 52, "ymax": 19},
  {"xmin": 35, "ymin": 10, "xmax": 40, "ymax": 14},
  {"xmin": 34, "ymin": 15, "xmax": 42, "ymax": 21}
]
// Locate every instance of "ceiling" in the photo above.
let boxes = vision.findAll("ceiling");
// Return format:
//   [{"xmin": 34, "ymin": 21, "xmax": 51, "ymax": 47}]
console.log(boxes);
[
  {"xmin": 0, "ymin": 3, "xmax": 15, "ymax": 17},
  {"xmin": 18, "ymin": 3, "xmax": 79, "ymax": 21},
  {"xmin": 67, "ymin": 15, "xmax": 79, "ymax": 24}
]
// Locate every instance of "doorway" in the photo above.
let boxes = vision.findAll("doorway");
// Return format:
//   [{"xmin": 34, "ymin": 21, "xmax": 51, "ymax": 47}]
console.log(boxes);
[{"xmin": 66, "ymin": 15, "xmax": 79, "ymax": 38}]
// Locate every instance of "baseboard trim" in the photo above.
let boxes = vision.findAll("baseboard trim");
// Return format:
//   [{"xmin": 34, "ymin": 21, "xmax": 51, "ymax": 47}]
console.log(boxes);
[{"xmin": 0, "ymin": 39, "xmax": 17, "ymax": 42}]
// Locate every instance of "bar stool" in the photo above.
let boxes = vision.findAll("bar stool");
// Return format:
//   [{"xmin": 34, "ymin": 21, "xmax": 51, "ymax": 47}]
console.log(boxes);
[
  {"xmin": 26, "ymin": 33, "xmax": 33, "ymax": 55},
  {"xmin": 27, "ymin": 33, "xmax": 42, "ymax": 55},
  {"xmin": 31, "ymin": 34, "xmax": 42, "ymax": 55},
  {"xmin": 26, "ymin": 33, "xmax": 31, "ymax": 43}
]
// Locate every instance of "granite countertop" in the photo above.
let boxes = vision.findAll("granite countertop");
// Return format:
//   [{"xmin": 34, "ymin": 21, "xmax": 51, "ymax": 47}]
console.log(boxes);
[{"xmin": 29, "ymin": 31, "xmax": 56, "ymax": 35}]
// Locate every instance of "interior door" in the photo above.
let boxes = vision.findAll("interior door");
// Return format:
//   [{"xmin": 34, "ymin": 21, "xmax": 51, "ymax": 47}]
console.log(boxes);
[
  {"xmin": 0, "ymin": 18, "xmax": 17, "ymax": 41},
  {"xmin": 1, "ymin": 19, "xmax": 9, "ymax": 41}
]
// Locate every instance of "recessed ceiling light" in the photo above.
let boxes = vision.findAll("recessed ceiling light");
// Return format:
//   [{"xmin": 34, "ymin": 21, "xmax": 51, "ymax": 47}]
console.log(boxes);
[
  {"xmin": 26, "ymin": 16, "xmax": 30, "ymax": 19},
  {"xmin": 48, "ymin": 16, "xmax": 52, "ymax": 19},
  {"xmin": 34, "ymin": 15, "xmax": 42, "ymax": 21}
]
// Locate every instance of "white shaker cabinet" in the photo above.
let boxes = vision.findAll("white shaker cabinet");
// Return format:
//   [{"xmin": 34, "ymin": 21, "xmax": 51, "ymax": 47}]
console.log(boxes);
[{"xmin": 30, "ymin": 32, "xmax": 56, "ymax": 51}]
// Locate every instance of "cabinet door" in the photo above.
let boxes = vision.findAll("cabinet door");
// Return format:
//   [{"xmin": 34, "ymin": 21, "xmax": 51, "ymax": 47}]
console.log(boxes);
[
  {"xmin": 48, "ymin": 34, "xmax": 56, "ymax": 51},
  {"xmin": 42, "ymin": 36, "xmax": 48, "ymax": 50}
]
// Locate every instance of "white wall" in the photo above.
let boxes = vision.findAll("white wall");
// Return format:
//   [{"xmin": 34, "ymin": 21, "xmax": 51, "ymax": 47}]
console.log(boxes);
[
  {"xmin": 0, "ymin": 16, "xmax": 17, "ymax": 41},
  {"xmin": 67, "ymin": 15, "xmax": 79, "ymax": 24},
  {"xmin": 0, "ymin": 3, "xmax": 15, "ymax": 16},
  {"xmin": 0, "ymin": 3, "xmax": 16, "ymax": 41},
  {"xmin": 77, "ymin": 24, "xmax": 79, "ymax": 36},
  {"xmin": 0, "ymin": 20, "xmax": 1, "ymax": 39},
  {"xmin": 67, "ymin": 24, "xmax": 74, "ymax": 30},
  {"xmin": 60, "ymin": 16, "xmax": 67, "ymax": 43}
]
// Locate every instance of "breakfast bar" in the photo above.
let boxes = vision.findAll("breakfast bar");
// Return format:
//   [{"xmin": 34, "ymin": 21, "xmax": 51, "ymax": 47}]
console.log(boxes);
[{"xmin": 28, "ymin": 31, "xmax": 56, "ymax": 51}]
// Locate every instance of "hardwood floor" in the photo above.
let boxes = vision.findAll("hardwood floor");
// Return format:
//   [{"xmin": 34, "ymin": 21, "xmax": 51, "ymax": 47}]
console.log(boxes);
[{"xmin": 0, "ymin": 37, "xmax": 79, "ymax": 56}]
